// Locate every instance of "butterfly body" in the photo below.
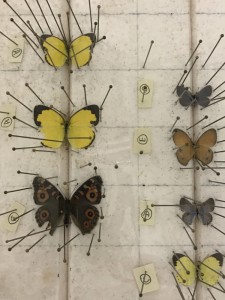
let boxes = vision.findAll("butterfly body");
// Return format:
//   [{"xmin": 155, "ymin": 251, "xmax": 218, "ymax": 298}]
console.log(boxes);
[
  {"xmin": 34, "ymin": 104, "xmax": 99, "ymax": 149},
  {"xmin": 180, "ymin": 197, "xmax": 215, "ymax": 225},
  {"xmin": 172, "ymin": 253, "xmax": 223, "ymax": 287},
  {"xmin": 33, "ymin": 176, "xmax": 103, "ymax": 235},
  {"xmin": 177, "ymin": 85, "xmax": 212, "ymax": 108},
  {"xmin": 172, "ymin": 128, "xmax": 217, "ymax": 166}
]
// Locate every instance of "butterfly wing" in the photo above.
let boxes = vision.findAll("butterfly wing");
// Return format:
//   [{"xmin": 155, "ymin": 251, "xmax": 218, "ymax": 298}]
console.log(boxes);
[
  {"xmin": 172, "ymin": 253, "xmax": 196, "ymax": 286},
  {"xmin": 195, "ymin": 129, "xmax": 217, "ymax": 165},
  {"xmin": 33, "ymin": 176, "xmax": 65, "ymax": 235},
  {"xmin": 67, "ymin": 105, "xmax": 99, "ymax": 149},
  {"xmin": 70, "ymin": 176, "xmax": 103, "ymax": 234},
  {"xmin": 197, "ymin": 198, "xmax": 215, "ymax": 225},
  {"xmin": 180, "ymin": 197, "xmax": 197, "ymax": 225},
  {"xmin": 199, "ymin": 253, "xmax": 223, "ymax": 285},
  {"xmin": 40, "ymin": 35, "xmax": 68, "ymax": 67},
  {"xmin": 195, "ymin": 85, "xmax": 212, "ymax": 107},
  {"xmin": 69, "ymin": 35, "xmax": 93, "ymax": 68},
  {"xmin": 173, "ymin": 129, "xmax": 195, "ymax": 166},
  {"xmin": 34, "ymin": 105, "xmax": 65, "ymax": 148},
  {"xmin": 177, "ymin": 86, "xmax": 194, "ymax": 107}
]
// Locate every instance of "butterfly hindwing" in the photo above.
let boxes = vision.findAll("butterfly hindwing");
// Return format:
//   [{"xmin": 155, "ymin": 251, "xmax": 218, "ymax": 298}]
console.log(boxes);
[
  {"xmin": 173, "ymin": 129, "xmax": 195, "ymax": 166},
  {"xmin": 69, "ymin": 35, "xmax": 93, "ymax": 68},
  {"xmin": 195, "ymin": 129, "xmax": 217, "ymax": 165},
  {"xmin": 40, "ymin": 35, "xmax": 68, "ymax": 67},
  {"xmin": 177, "ymin": 86, "xmax": 193, "ymax": 107},
  {"xmin": 70, "ymin": 176, "xmax": 103, "ymax": 234},
  {"xmin": 67, "ymin": 105, "xmax": 99, "ymax": 149},
  {"xmin": 34, "ymin": 105, "xmax": 65, "ymax": 148},
  {"xmin": 172, "ymin": 253, "xmax": 196, "ymax": 286},
  {"xmin": 199, "ymin": 253, "xmax": 223, "ymax": 285},
  {"xmin": 33, "ymin": 176, "xmax": 65, "ymax": 235}
]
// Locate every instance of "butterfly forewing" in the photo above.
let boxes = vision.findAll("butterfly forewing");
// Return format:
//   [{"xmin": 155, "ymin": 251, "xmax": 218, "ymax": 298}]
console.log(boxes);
[
  {"xmin": 177, "ymin": 86, "xmax": 194, "ymax": 107},
  {"xmin": 33, "ymin": 177, "xmax": 65, "ymax": 235},
  {"xmin": 172, "ymin": 253, "xmax": 196, "ymax": 286},
  {"xmin": 67, "ymin": 105, "xmax": 99, "ymax": 149},
  {"xmin": 40, "ymin": 35, "xmax": 68, "ymax": 67},
  {"xmin": 199, "ymin": 253, "xmax": 223, "ymax": 285},
  {"xmin": 69, "ymin": 35, "xmax": 93, "ymax": 68},
  {"xmin": 195, "ymin": 85, "xmax": 212, "ymax": 107},
  {"xmin": 70, "ymin": 176, "xmax": 103, "ymax": 234},
  {"xmin": 34, "ymin": 105, "xmax": 65, "ymax": 148},
  {"xmin": 195, "ymin": 129, "xmax": 217, "ymax": 165},
  {"xmin": 173, "ymin": 129, "xmax": 195, "ymax": 166},
  {"xmin": 179, "ymin": 198, "xmax": 197, "ymax": 225}
]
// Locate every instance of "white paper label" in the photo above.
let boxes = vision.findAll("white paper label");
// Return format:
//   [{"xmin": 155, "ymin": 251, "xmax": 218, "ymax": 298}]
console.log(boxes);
[
  {"xmin": 1, "ymin": 202, "xmax": 26, "ymax": 233},
  {"xmin": 139, "ymin": 201, "xmax": 155, "ymax": 225},
  {"xmin": 8, "ymin": 37, "xmax": 24, "ymax": 63},
  {"xmin": 0, "ymin": 104, "xmax": 16, "ymax": 131},
  {"xmin": 133, "ymin": 264, "xmax": 160, "ymax": 295},
  {"xmin": 137, "ymin": 79, "xmax": 153, "ymax": 108},
  {"xmin": 133, "ymin": 128, "xmax": 151, "ymax": 154}
]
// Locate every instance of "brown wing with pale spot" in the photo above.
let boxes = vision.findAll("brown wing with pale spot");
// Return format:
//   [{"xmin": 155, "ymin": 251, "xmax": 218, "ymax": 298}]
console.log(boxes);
[{"xmin": 195, "ymin": 129, "xmax": 217, "ymax": 165}]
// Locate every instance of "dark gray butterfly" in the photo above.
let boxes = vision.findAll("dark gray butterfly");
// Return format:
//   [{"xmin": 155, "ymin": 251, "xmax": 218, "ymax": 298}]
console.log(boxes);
[
  {"xmin": 177, "ymin": 85, "xmax": 212, "ymax": 108},
  {"xmin": 33, "ymin": 176, "xmax": 103, "ymax": 235},
  {"xmin": 179, "ymin": 197, "xmax": 215, "ymax": 225}
]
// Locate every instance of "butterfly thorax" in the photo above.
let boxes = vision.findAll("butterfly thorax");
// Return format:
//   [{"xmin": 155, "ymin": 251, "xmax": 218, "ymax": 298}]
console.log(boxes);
[{"xmin": 64, "ymin": 198, "xmax": 71, "ymax": 225}]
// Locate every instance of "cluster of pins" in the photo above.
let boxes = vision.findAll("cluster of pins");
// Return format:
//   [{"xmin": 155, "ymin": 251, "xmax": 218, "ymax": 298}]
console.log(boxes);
[
  {"xmin": 173, "ymin": 34, "xmax": 225, "ymax": 109},
  {"xmin": 170, "ymin": 114, "xmax": 225, "ymax": 174},
  {"xmin": 2, "ymin": 0, "xmax": 105, "ymax": 69},
  {"xmin": 170, "ymin": 251, "xmax": 225, "ymax": 299},
  {"xmin": 7, "ymin": 82, "xmax": 112, "ymax": 150}
]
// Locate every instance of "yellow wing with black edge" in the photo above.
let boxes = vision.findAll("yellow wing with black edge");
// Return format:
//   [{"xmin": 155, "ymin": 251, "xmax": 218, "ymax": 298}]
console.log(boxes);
[
  {"xmin": 67, "ymin": 105, "xmax": 99, "ymax": 149},
  {"xmin": 172, "ymin": 253, "xmax": 196, "ymax": 286},
  {"xmin": 198, "ymin": 253, "xmax": 223, "ymax": 286},
  {"xmin": 34, "ymin": 105, "xmax": 65, "ymax": 148},
  {"xmin": 69, "ymin": 35, "xmax": 93, "ymax": 68},
  {"xmin": 40, "ymin": 35, "xmax": 68, "ymax": 68}
]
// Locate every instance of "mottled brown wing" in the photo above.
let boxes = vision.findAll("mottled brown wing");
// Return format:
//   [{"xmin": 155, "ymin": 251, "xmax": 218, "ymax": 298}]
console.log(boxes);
[
  {"xmin": 195, "ymin": 129, "xmax": 217, "ymax": 165},
  {"xmin": 172, "ymin": 129, "xmax": 195, "ymax": 166}
]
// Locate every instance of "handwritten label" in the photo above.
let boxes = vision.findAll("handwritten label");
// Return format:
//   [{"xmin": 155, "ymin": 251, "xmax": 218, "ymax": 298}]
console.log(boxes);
[
  {"xmin": 1, "ymin": 202, "xmax": 25, "ymax": 233},
  {"xmin": 139, "ymin": 201, "xmax": 155, "ymax": 225},
  {"xmin": 8, "ymin": 37, "xmax": 24, "ymax": 63},
  {"xmin": 0, "ymin": 105, "xmax": 16, "ymax": 131},
  {"xmin": 133, "ymin": 264, "xmax": 159, "ymax": 295},
  {"xmin": 133, "ymin": 128, "xmax": 151, "ymax": 154},
  {"xmin": 137, "ymin": 79, "xmax": 153, "ymax": 108}
]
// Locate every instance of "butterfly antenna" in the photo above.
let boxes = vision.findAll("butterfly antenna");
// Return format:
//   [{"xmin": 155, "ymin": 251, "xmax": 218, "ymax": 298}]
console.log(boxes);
[
  {"xmin": 0, "ymin": 31, "xmax": 18, "ymax": 45},
  {"xmin": 202, "ymin": 34, "xmax": 224, "ymax": 68},
  {"xmin": 185, "ymin": 39, "xmax": 202, "ymax": 67},
  {"xmin": 65, "ymin": 0, "xmax": 83, "ymax": 35},
  {"xmin": 181, "ymin": 56, "xmax": 199, "ymax": 86},
  {"xmin": 88, "ymin": 0, "xmax": 93, "ymax": 32},
  {"xmin": 36, "ymin": 0, "xmax": 53, "ymax": 35}
]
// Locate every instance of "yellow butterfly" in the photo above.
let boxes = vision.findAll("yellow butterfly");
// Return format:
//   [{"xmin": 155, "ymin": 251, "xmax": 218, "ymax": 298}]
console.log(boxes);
[
  {"xmin": 34, "ymin": 104, "xmax": 99, "ymax": 149},
  {"xmin": 40, "ymin": 33, "xmax": 97, "ymax": 68},
  {"xmin": 172, "ymin": 252, "xmax": 224, "ymax": 287}
]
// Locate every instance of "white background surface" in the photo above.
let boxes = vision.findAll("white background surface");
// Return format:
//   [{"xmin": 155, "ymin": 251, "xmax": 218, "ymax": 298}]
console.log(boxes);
[{"xmin": 0, "ymin": 0, "xmax": 225, "ymax": 299}]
